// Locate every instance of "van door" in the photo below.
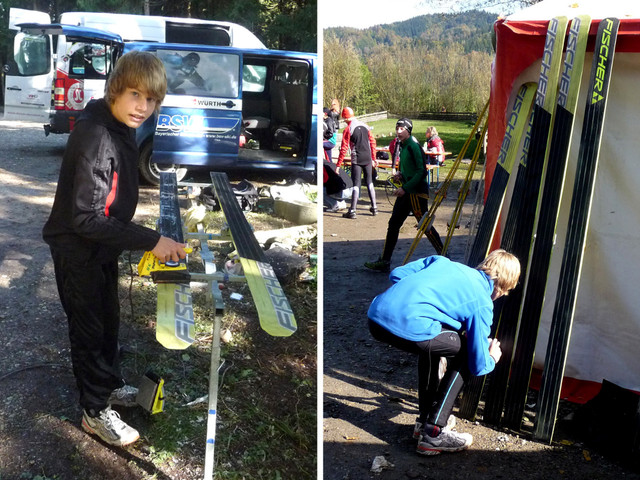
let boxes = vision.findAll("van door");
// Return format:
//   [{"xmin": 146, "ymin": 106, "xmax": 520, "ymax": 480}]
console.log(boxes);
[
  {"xmin": 6, "ymin": 22, "xmax": 123, "ymax": 130},
  {"xmin": 151, "ymin": 46, "xmax": 243, "ymax": 168},
  {"xmin": 47, "ymin": 27, "xmax": 123, "ymax": 133},
  {"xmin": 239, "ymin": 52, "xmax": 316, "ymax": 168},
  {"xmin": 3, "ymin": 8, "xmax": 53, "ymax": 122}
]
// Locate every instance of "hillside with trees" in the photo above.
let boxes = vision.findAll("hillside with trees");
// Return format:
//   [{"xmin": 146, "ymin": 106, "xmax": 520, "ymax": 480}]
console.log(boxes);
[
  {"xmin": 324, "ymin": 10, "xmax": 497, "ymax": 116},
  {"xmin": 326, "ymin": 10, "xmax": 496, "ymax": 56}
]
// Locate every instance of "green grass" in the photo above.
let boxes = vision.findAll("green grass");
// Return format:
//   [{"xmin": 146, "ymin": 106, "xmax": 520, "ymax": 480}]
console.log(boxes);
[
  {"xmin": 368, "ymin": 117, "xmax": 484, "ymax": 162},
  {"xmin": 367, "ymin": 117, "xmax": 486, "ymax": 185}
]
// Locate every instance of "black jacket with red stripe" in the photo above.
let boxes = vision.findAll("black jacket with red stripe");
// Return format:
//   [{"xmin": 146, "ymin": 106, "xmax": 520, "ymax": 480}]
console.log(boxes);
[{"xmin": 43, "ymin": 99, "xmax": 160, "ymax": 263}]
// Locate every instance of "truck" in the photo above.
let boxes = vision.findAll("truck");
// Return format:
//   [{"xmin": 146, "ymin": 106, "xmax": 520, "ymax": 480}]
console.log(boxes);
[{"xmin": 4, "ymin": 9, "xmax": 318, "ymax": 183}]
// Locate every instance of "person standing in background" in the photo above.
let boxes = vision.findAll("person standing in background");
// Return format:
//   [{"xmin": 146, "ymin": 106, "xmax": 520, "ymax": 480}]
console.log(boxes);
[{"xmin": 336, "ymin": 107, "xmax": 378, "ymax": 219}]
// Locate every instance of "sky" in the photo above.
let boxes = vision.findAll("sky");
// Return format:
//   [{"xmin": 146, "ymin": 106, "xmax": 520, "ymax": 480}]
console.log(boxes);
[
  {"xmin": 321, "ymin": 0, "xmax": 436, "ymax": 29},
  {"xmin": 320, "ymin": 0, "xmax": 508, "ymax": 29}
]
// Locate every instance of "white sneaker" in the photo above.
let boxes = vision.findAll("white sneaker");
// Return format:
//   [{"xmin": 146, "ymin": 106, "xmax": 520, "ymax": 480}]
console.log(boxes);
[
  {"xmin": 416, "ymin": 429, "xmax": 473, "ymax": 456},
  {"xmin": 108, "ymin": 385, "xmax": 139, "ymax": 407},
  {"xmin": 413, "ymin": 415, "xmax": 456, "ymax": 439},
  {"xmin": 82, "ymin": 406, "xmax": 140, "ymax": 446}
]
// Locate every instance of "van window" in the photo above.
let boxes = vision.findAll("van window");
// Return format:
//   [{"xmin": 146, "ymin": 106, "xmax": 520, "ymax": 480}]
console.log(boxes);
[
  {"xmin": 165, "ymin": 22, "xmax": 231, "ymax": 46},
  {"xmin": 274, "ymin": 63, "xmax": 309, "ymax": 86},
  {"xmin": 11, "ymin": 32, "xmax": 50, "ymax": 76},
  {"xmin": 158, "ymin": 50, "xmax": 239, "ymax": 97},
  {"xmin": 242, "ymin": 64, "xmax": 267, "ymax": 93},
  {"xmin": 69, "ymin": 44, "xmax": 109, "ymax": 79}
]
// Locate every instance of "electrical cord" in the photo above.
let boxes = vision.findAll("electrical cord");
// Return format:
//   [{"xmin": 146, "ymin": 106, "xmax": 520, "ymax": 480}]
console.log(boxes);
[{"xmin": 0, "ymin": 363, "xmax": 71, "ymax": 382}]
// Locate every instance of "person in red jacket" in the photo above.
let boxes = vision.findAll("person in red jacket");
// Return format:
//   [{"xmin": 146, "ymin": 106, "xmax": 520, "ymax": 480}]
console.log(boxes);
[
  {"xmin": 336, "ymin": 107, "xmax": 378, "ymax": 218},
  {"xmin": 424, "ymin": 126, "xmax": 446, "ymax": 165},
  {"xmin": 43, "ymin": 51, "xmax": 187, "ymax": 447}
]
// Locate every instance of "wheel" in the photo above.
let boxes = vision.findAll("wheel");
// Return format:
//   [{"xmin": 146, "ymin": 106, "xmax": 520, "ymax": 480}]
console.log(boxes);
[{"xmin": 138, "ymin": 141, "xmax": 188, "ymax": 186}]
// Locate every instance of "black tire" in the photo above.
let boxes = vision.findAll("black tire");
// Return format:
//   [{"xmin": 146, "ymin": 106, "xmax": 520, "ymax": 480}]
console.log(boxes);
[{"xmin": 138, "ymin": 141, "xmax": 188, "ymax": 186}]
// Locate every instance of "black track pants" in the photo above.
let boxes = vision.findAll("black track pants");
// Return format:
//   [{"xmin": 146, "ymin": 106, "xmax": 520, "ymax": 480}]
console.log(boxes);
[
  {"xmin": 51, "ymin": 249, "xmax": 124, "ymax": 412},
  {"xmin": 368, "ymin": 319, "xmax": 471, "ymax": 427},
  {"xmin": 381, "ymin": 192, "xmax": 443, "ymax": 261}
]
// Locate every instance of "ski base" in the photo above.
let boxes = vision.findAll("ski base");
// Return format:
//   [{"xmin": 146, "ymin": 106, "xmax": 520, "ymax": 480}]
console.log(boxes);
[
  {"xmin": 211, "ymin": 172, "xmax": 297, "ymax": 337},
  {"xmin": 156, "ymin": 282, "xmax": 195, "ymax": 349}
]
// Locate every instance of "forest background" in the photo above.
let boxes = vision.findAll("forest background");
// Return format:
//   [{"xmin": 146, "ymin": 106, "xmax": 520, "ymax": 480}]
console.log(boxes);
[{"xmin": 323, "ymin": 9, "xmax": 498, "ymax": 116}]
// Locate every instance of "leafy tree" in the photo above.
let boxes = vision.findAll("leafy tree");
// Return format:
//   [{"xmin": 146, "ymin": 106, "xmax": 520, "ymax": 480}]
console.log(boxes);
[
  {"xmin": 324, "ymin": 10, "xmax": 495, "ymax": 115},
  {"xmin": 327, "ymin": 10, "xmax": 496, "ymax": 57},
  {"xmin": 323, "ymin": 33, "xmax": 362, "ymax": 111},
  {"xmin": 151, "ymin": 0, "xmax": 317, "ymax": 51},
  {"xmin": 259, "ymin": 0, "xmax": 317, "ymax": 51},
  {"xmin": 354, "ymin": 62, "xmax": 379, "ymax": 112},
  {"xmin": 0, "ymin": 0, "xmax": 315, "ymax": 54}
]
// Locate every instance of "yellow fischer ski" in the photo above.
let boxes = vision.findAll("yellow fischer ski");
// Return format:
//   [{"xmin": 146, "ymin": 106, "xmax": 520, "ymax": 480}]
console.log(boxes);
[{"xmin": 211, "ymin": 172, "xmax": 297, "ymax": 337}]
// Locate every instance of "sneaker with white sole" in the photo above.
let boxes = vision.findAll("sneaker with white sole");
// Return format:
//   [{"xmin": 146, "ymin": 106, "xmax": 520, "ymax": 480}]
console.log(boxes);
[
  {"xmin": 108, "ymin": 385, "xmax": 139, "ymax": 407},
  {"xmin": 413, "ymin": 415, "xmax": 456, "ymax": 439},
  {"xmin": 416, "ymin": 429, "xmax": 472, "ymax": 456},
  {"xmin": 82, "ymin": 406, "xmax": 140, "ymax": 447}
]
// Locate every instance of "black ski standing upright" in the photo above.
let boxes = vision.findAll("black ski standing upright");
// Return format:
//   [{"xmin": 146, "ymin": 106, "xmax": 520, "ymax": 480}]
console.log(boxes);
[
  {"xmin": 456, "ymin": 82, "xmax": 536, "ymax": 420},
  {"xmin": 484, "ymin": 15, "xmax": 590, "ymax": 426},
  {"xmin": 459, "ymin": 16, "xmax": 567, "ymax": 421},
  {"xmin": 464, "ymin": 82, "xmax": 536, "ymax": 269},
  {"xmin": 533, "ymin": 17, "xmax": 619, "ymax": 442}
]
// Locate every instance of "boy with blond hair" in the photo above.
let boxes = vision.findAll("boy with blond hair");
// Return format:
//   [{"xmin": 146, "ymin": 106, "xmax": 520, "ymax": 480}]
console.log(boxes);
[
  {"xmin": 43, "ymin": 51, "xmax": 187, "ymax": 446},
  {"xmin": 367, "ymin": 249, "xmax": 520, "ymax": 455}
]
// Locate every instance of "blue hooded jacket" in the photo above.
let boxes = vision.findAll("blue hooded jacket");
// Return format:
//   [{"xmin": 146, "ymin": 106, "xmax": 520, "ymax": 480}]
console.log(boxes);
[{"xmin": 368, "ymin": 256, "xmax": 496, "ymax": 376}]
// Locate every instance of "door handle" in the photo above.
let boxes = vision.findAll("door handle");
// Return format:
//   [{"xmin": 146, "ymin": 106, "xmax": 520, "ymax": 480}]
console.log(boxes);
[
  {"xmin": 7, "ymin": 86, "xmax": 21, "ymax": 91},
  {"xmin": 225, "ymin": 100, "xmax": 236, "ymax": 109}
]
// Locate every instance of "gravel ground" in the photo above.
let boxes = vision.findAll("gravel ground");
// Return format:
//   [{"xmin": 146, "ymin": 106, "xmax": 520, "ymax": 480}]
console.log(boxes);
[
  {"xmin": 322, "ymin": 180, "xmax": 640, "ymax": 480},
  {"xmin": 0, "ymin": 118, "xmax": 316, "ymax": 480}
]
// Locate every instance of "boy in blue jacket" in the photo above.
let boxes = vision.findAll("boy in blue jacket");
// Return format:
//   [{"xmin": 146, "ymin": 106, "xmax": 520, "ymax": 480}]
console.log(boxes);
[{"xmin": 367, "ymin": 249, "xmax": 520, "ymax": 455}]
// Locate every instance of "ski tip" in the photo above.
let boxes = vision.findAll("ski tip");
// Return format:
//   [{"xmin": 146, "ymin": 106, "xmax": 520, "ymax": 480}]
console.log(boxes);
[{"xmin": 239, "ymin": 258, "xmax": 298, "ymax": 337}]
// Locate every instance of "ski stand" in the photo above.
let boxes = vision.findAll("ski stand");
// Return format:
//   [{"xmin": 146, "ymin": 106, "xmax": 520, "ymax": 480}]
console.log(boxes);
[
  {"xmin": 442, "ymin": 118, "xmax": 488, "ymax": 255},
  {"xmin": 402, "ymin": 99, "xmax": 490, "ymax": 264},
  {"xmin": 140, "ymin": 171, "xmax": 297, "ymax": 479}
]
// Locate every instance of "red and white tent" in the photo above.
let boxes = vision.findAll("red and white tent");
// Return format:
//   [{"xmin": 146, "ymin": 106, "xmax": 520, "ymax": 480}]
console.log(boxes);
[{"xmin": 486, "ymin": 0, "xmax": 640, "ymax": 401}]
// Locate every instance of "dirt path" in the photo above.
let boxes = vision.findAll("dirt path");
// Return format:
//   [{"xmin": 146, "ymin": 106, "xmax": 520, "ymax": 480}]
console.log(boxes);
[
  {"xmin": 322, "ymin": 182, "xmax": 640, "ymax": 479},
  {"xmin": 0, "ymin": 117, "xmax": 319, "ymax": 480},
  {"xmin": 0, "ymin": 120, "xmax": 184, "ymax": 479}
]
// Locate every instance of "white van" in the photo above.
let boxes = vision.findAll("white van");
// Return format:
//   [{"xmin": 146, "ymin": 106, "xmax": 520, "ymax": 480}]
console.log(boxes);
[{"xmin": 3, "ymin": 8, "xmax": 266, "ymax": 134}]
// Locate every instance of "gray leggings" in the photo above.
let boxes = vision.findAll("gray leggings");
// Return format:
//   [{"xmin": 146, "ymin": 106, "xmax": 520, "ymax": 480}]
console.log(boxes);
[{"xmin": 349, "ymin": 163, "xmax": 377, "ymax": 210}]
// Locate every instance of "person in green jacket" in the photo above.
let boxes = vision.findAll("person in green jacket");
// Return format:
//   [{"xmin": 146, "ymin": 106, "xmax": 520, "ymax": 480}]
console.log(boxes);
[{"xmin": 365, "ymin": 118, "xmax": 443, "ymax": 272}]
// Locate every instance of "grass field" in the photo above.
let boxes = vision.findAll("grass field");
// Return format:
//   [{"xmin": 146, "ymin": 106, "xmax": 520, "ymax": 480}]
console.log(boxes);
[
  {"xmin": 367, "ymin": 117, "xmax": 482, "ymax": 153},
  {"xmin": 365, "ymin": 117, "xmax": 487, "ymax": 184}
]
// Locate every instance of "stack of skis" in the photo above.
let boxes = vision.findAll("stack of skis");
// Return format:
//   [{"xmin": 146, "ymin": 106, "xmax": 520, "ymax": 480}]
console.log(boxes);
[{"xmin": 457, "ymin": 15, "xmax": 620, "ymax": 443}]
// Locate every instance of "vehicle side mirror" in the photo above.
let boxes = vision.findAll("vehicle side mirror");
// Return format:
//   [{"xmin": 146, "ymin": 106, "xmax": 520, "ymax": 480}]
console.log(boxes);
[{"xmin": 2, "ymin": 64, "xmax": 9, "ymax": 74}]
